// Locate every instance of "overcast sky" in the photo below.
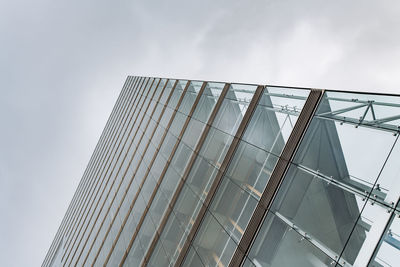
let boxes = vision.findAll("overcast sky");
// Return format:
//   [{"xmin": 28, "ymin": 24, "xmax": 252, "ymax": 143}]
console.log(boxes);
[{"xmin": 1, "ymin": 0, "xmax": 400, "ymax": 266}]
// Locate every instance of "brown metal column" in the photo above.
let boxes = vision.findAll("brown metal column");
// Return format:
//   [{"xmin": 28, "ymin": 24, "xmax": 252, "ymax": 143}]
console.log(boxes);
[
  {"xmin": 62, "ymin": 76, "xmax": 145, "ymax": 264},
  {"xmin": 117, "ymin": 81, "xmax": 205, "ymax": 266},
  {"xmin": 228, "ymin": 89, "xmax": 324, "ymax": 267},
  {"xmin": 79, "ymin": 78, "xmax": 164, "ymax": 266},
  {"xmin": 175, "ymin": 85, "xmax": 265, "ymax": 266},
  {"xmin": 142, "ymin": 82, "xmax": 230, "ymax": 266},
  {"xmin": 88, "ymin": 78, "xmax": 168, "ymax": 264},
  {"xmin": 63, "ymin": 77, "xmax": 152, "ymax": 266},
  {"xmin": 100, "ymin": 79, "xmax": 185, "ymax": 266},
  {"xmin": 101, "ymin": 79, "xmax": 179, "ymax": 265},
  {"xmin": 42, "ymin": 76, "xmax": 137, "ymax": 267},
  {"xmin": 63, "ymin": 76, "xmax": 141, "ymax": 249}
]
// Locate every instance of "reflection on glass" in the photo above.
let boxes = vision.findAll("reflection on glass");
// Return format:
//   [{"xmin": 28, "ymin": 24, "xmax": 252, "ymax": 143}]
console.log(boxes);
[
  {"xmin": 199, "ymin": 127, "xmax": 234, "ymax": 169},
  {"xmin": 183, "ymin": 247, "xmax": 205, "ymax": 267},
  {"xmin": 374, "ymin": 136, "xmax": 400, "ymax": 205},
  {"xmin": 271, "ymin": 163, "xmax": 365, "ymax": 261},
  {"xmin": 368, "ymin": 205, "xmax": 400, "ymax": 267},
  {"xmin": 296, "ymin": 91, "xmax": 400, "ymax": 212},
  {"xmin": 192, "ymin": 82, "xmax": 224, "ymax": 123},
  {"xmin": 209, "ymin": 177, "xmax": 258, "ymax": 243},
  {"xmin": 225, "ymin": 141, "xmax": 278, "ymax": 200},
  {"xmin": 247, "ymin": 211, "xmax": 334, "ymax": 267},
  {"xmin": 178, "ymin": 81, "xmax": 203, "ymax": 115},
  {"xmin": 339, "ymin": 201, "xmax": 391, "ymax": 266},
  {"xmin": 148, "ymin": 241, "xmax": 170, "ymax": 267},
  {"xmin": 189, "ymin": 213, "xmax": 237, "ymax": 267}
]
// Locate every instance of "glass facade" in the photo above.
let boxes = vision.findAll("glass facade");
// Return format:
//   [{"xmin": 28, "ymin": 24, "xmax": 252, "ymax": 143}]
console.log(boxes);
[{"xmin": 43, "ymin": 77, "xmax": 400, "ymax": 267}]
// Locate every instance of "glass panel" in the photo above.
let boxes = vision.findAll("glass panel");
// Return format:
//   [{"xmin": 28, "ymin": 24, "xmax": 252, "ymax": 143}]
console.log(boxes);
[
  {"xmin": 339, "ymin": 201, "xmax": 391, "ymax": 266},
  {"xmin": 153, "ymin": 78, "xmax": 166, "ymax": 101},
  {"xmin": 173, "ymin": 184, "xmax": 203, "ymax": 228},
  {"xmin": 191, "ymin": 82, "xmax": 224, "ymax": 123},
  {"xmin": 190, "ymin": 212, "xmax": 237, "ymax": 267},
  {"xmin": 199, "ymin": 127, "xmax": 234, "ymax": 169},
  {"xmin": 170, "ymin": 142, "xmax": 193, "ymax": 176},
  {"xmin": 148, "ymin": 186, "xmax": 170, "ymax": 225},
  {"xmin": 123, "ymin": 240, "xmax": 145, "ymax": 267},
  {"xmin": 159, "ymin": 79, "xmax": 176, "ymax": 105},
  {"xmin": 148, "ymin": 241, "xmax": 171, "ymax": 267},
  {"xmin": 182, "ymin": 247, "xmax": 205, "ymax": 267},
  {"xmin": 178, "ymin": 81, "xmax": 202, "ymax": 115},
  {"xmin": 167, "ymin": 80, "xmax": 186, "ymax": 109},
  {"xmin": 160, "ymin": 107, "xmax": 174, "ymax": 128},
  {"xmin": 316, "ymin": 91, "xmax": 400, "ymax": 133},
  {"xmin": 247, "ymin": 211, "xmax": 334, "ymax": 267},
  {"xmin": 270, "ymin": 163, "xmax": 367, "ymax": 261},
  {"xmin": 185, "ymin": 156, "xmax": 220, "ymax": 203},
  {"xmin": 374, "ymin": 136, "xmax": 400, "ymax": 205},
  {"xmin": 160, "ymin": 132, "xmax": 178, "ymax": 159},
  {"xmin": 137, "ymin": 215, "xmax": 157, "ymax": 254},
  {"xmin": 293, "ymin": 116, "xmax": 395, "ymax": 201},
  {"xmin": 158, "ymin": 211, "xmax": 186, "ymax": 261},
  {"xmin": 208, "ymin": 178, "xmax": 258, "ymax": 243},
  {"xmin": 212, "ymin": 84, "xmax": 256, "ymax": 135},
  {"xmin": 225, "ymin": 141, "xmax": 278, "ymax": 200},
  {"xmin": 159, "ymin": 166, "xmax": 181, "ymax": 201},
  {"xmin": 154, "ymin": 184, "xmax": 203, "ymax": 265},
  {"xmin": 368, "ymin": 205, "xmax": 400, "ymax": 267},
  {"xmin": 169, "ymin": 111, "xmax": 187, "ymax": 138},
  {"xmin": 181, "ymin": 118, "xmax": 206, "ymax": 150}
]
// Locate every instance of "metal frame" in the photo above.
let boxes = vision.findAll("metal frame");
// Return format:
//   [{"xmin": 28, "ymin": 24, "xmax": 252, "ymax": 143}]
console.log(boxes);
[
  {"xmin": 141, "ymin": 82, "xmax": 231, "ymax": 265},
  {"xmin": 99, "ymin": 79, "xmax": 179, "ymax": 266},
  {"xmin": 63, "ymin": 76, "xmax": 141, "ymax": 254},
  {"xmin": 88, "ymin": 78, "xmax": 168, "ymax": 265},
  {"xmin": 62, "ymin": 76, "xmax": 143, "ymax": 264},
  {"xmin": 175, "ymin": 85, "xmax": 265, "ymax": 266},
  {"xmin": 62, "ymin": 76, "xmax": 144, "ymax": 252},
  {"xmin": 114, "ymin": 80, "xmax": 189, "ymax": 266},
  {"xmin": 367, "ymin": 197, "xmax": 400, "ymax": 265},
  {"xmin": 316, "ymin": 96, "xmax": 400, "ymax": 134},
  {"xmin": 63, "ymin": 77, "xmax": 152, "ymax": 265},
  {"xmin": 78, "ymin": 78, "xmax": 164, "ymax": 266},
  {"xmin": 43, "ymin": 75, "xmax": 400, "ymax": 267},
  {"xmin": 228, "ymin": 89, "xmax": 324, "ymax": 267},
  {"xmin": 117, "ymin": 81, "xmax": 205, "ymax": 266},
  {"xmin": 42, "ymin": 76, "xmax": 137, "ymax": 267}
]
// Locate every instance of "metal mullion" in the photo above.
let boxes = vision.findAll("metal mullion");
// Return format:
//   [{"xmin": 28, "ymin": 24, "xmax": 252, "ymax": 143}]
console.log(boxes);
[
  {"xmin": 138, "ymin": 82, "xmax": 207, "ymax": 266},
  {"xmin": 61, "ymin": 76, "xmax": 141, "ymax": 265},
  {"xmin": 101, "ymin": 80, "xmax": 178, "ymax": 263},
  {"xmin": 228, "ymin": 89, "xmax": 324, "ymax": 267},
  {"xmin": 62, "ymin": 76, "xmax": 139, "ymax": 243},
  {"xmin": 63, "ymin": 77, "xmax": 149, "ymax": 266},
  {"xmin": 62, "ymin": 76, "xmax": 142, "ymax": 248},
  {"xmin": 117, "ymin": 81, "xmax": 190, "ymax": 267},
  {"xmin": 42, "ymin": 76, "xmax": 137, "ymax": 267},
  {"xmin": 71, "ymin": 78, "xmax": 158, "ymax": 266},
  {"xmin": 61, "ymin": 76, "xmax": 143, "ymax": 259},
  {"xmin": 367, "ymin": 198, "xmax": 400, "ymax": 266},
  {"xmin": 142, "ymin": 82, "xmax": 230, "ymax": 266},
  {"xmin": 81, "ymin": 78, "xmax": 164, "ymax": 266},
  {"xmin": 63, "ymin": 75, "xmax": 139, "ymax": 263},
  {"xmin": 101, "ymin": 80, "xmax": 179, "ymax": 266},
  {"xmin": 88, "ymin": 79, "xmax": 169, "ymax": 266},
  {"xmin": 63, "ymin": 77, "xmax": 153, "ymax": 265},
  {"xmin": 175, "ymin": 85, "xmax": 265, "ymax": 267}
]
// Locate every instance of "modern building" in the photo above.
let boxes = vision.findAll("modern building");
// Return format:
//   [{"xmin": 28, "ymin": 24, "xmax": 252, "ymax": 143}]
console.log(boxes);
[{"xmin": 43, "ymin": 76, "xmax": 400, "ymax": 267}]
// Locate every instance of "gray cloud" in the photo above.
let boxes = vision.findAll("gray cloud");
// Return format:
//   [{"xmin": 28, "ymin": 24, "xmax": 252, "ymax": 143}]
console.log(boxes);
[{"xmin": 0, "ymin": 0, "xmax": 399, "ymax": 266}]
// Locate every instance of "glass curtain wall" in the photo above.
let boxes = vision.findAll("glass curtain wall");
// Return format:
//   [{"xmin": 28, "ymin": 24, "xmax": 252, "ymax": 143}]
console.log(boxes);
[
  {"xmin": 244, "ymin": 91, "xmax": 400, "ymax": 267},
  {"xmin": 43, "ymin": 76, "xmax": 400, "ymax": 267}
]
